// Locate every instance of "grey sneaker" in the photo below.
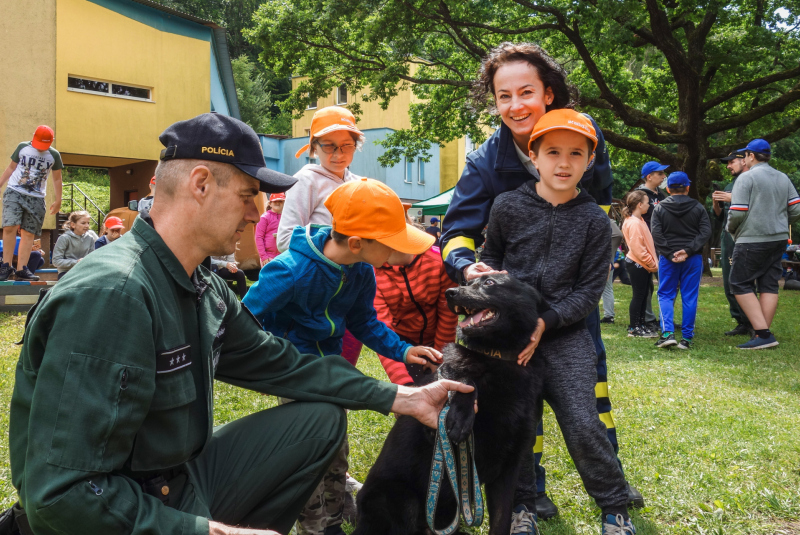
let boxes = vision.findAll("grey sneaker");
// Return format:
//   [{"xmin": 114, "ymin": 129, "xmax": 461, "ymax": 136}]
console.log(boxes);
[
  {"xmin": 510, "ymin": 504, "xmax": 539, "ymax": 534},
  {"xmin": 676, "ymin": 338, "xmax": 694, "ymax": 350},
  {"xmin": 15, "ymin": 266, "xmax": 40, "ymax": 282},
  {"xmin": 602, "ymin": 514, "xmax": 636, "ymax": 534},
  {"xmin": 655, "ymin": 332, "xmax": 678, "ymax": 348}
]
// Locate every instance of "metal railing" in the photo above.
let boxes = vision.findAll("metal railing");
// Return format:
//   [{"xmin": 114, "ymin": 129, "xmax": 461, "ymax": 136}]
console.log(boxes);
[{"xmin": 63, "ymin": 183, "xmax": 107, "ymax": 232}]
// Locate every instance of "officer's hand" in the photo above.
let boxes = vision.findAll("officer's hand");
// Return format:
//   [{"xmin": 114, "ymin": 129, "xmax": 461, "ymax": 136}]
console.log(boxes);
[
  {"xmin": 391, "ymin": 380, "xmax": 475, "ymax": 428},
  {"xmin": 463, "ymin": 262, "xmax": 506, "ymax": 281},
  {"xmin": 405, "ymin": 346, "xmax": 443, "ymax": 372},
  {"xmin": 208, "ymin": 520, "xmax": 281, "ymax": 535}
]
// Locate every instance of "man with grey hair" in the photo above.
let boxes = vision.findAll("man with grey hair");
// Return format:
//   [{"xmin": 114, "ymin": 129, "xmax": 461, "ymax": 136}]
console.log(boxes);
[{"xmin": 8, "ymin": 113, "xmax": 472, "ymax": 535}]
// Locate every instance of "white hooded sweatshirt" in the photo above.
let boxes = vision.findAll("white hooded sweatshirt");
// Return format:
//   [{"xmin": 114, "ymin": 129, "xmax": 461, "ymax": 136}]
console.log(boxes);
[{"xmin": 276, "ymin": 164, "xmax": 360, "ymax": 252}]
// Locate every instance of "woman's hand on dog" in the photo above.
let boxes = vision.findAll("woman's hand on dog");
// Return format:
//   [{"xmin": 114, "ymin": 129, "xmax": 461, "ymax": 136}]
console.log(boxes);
[
  {"xmin": 517, "ymin": 318, "xmax": 546, "ymax": 366},
  {"xmin": 463, "ymin": 262, "xmax": 507, "ymax": 281},
  {"xmin": 405, "ymin": 346, "xmax": 443, "ymax": 371},
  {"xmin": 391, "ymin": 380, "xmax": 476, "ymax": 429}
]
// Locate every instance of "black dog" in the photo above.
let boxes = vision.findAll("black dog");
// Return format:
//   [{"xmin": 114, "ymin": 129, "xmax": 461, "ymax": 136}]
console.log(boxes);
[{"xmin": 353, "ymin": 274, "xmax": 545, "ymax": 535}]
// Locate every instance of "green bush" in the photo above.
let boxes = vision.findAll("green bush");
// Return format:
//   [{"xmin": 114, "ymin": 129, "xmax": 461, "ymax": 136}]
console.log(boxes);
[{"xmin": 61, "ymin": 167, "xmax": 110, "ymax": 223}]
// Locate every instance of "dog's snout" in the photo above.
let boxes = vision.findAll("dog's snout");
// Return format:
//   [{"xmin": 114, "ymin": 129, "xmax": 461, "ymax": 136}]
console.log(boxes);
[{"xmin": 445, "ymin": 288, "xmax": 458, "ymax": 299}]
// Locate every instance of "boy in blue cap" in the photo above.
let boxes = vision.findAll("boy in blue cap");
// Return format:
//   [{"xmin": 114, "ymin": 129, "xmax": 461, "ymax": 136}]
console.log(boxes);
[
  {"xmin": 728, "ymin": 139, "xmax": 800, "ymax": 349},
  {"xmin": 650, "ymin": 172, "xmax": 711, "ymax": 349},
  {"xmin": 425, "ymin": 216, "xmax": 441, "ymax": 242},
  {"xmin": 635, "ymin": 161, "xmax": 669, "ymax": 331}
]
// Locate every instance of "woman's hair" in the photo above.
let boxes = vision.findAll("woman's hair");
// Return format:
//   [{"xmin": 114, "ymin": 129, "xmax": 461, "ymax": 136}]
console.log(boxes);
[
  {"xmin": 63, "ymin": 210, "xmax": 91, "ymax": 231},
  {"xmin": 472, "ymin": 42, "xmax": 579, "ymax": 114},
  {"xmin": 308, "ymin": 132, "xmax": 366, "ymax": 158},
  {"xmin": 621, "ymin": 190, "xmax": 649, "ymax": 219}
]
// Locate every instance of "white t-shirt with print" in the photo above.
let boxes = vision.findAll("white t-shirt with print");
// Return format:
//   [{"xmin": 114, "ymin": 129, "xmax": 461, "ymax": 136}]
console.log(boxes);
[{"xmin": 9, "ymin": 142, "xmax": 63, "ymax": 198}]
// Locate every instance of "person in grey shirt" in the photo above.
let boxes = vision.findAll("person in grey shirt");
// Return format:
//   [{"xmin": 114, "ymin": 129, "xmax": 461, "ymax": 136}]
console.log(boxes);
[{"xmin": 727, "ymin": 139, "xmax": 800, "ymax": 349}]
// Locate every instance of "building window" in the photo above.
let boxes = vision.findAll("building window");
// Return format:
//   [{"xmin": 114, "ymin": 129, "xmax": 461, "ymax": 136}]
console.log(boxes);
[
  {"xmin": 405, "ymin": 159, "xmax": 413, "ymax": 184},
  {"xmin": 417, "ymin": 159, "xmax": 425, "ymax": 185},
  {"xmin": 307, "ymin": 96, "xmax": 317, "ymax": 110},
  {"xmin": 336, "ymin": 84, "xmax": 347, "ymax": 105},
  {"xmin": 68, "ymin": 76, "xmax": 152, "ymax": 102}
]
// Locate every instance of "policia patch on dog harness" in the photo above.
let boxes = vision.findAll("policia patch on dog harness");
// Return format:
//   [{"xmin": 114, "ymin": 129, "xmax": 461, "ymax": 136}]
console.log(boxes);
[
  {"xmin": 157, "ymin": 345, "xmax": 192, "ymax": 374},
  {"xmin": 455, "ymin": 327, "xmax": 519, "ymax": 362}
]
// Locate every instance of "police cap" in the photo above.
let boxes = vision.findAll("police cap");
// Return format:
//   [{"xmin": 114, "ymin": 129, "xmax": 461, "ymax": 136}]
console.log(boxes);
[{"xmin": 159, "ymin": 113, "xmax": 296, "ymax": 194}]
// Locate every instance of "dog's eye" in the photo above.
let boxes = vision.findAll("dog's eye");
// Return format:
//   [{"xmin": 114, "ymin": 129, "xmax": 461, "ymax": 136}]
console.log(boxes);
[{"xmin": 484, "ymin": 279, "xmax": 495, "ymax": 286}]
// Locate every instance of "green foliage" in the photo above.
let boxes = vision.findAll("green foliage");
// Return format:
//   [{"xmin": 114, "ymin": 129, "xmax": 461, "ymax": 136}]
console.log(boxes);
[
  {"xmin": 249, "ymin": 0, "xmax": 800, "ymax": 199},
  {"xmin": 232, "ymin": 55, "xmax": 292, "ymax": 135},
  {"xmin": 62, "ymin": 167, "xmax": 111, "ymax": 219}
]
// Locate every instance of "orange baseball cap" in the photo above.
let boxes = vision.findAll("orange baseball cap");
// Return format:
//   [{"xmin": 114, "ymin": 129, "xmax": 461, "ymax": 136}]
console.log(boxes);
[
  {"xmin": 32, "ymin": 125, "xmax": 54, "ymax": 151},
  {"xmin": 269, "ymin": 193, "xmax": 286, "ymax": 202},
  {"xmin": 324, "ymin": 178, "xmax": 434, "ymax": 254},
  {"xmin": 104, "ymin": 216, "xmax": 124, "ymax": 230},
  {"xmin": 295, "ymin": 106, "xmax": 364, "ymax": 158},
  {"xmin": 528, "ymin": 109, "xmax": 598, "ymax": 154}
]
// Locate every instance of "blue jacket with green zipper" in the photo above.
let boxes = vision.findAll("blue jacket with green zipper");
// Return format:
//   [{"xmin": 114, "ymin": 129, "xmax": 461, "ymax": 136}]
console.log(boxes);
[{"xmin": 243, "ymin": 225, "xmax": 411, "ymax": 361}]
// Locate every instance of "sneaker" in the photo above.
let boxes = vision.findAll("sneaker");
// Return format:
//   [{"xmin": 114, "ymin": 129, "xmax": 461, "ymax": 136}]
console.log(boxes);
[
  {"xmin": 510, "ymin": 504, "xmax": 540, "ymax": 534},
  {"xmin": 627, "ymin": 483, "xmax": 645, "ymax": 508},
  {"xmin": 600, "ymin": 317, "xmax": 615, "ymax": 324},
  {"xmin": 645, "ymin": 320, "xmax": 660, "ymax": 333},
  {"xmin": 14, "ymin": 266, "xmax": 40, "ymax": 282},
  {"xmin": 676, "ymin": 338, "xmax": 693, "ymax": 350},
  {"xmin": 535, "ymin": 492, "xmax": 559, "ymax": 520},
  {"xmin": 655, "ymin": 333, "xmax": 677, "ymax": 348},
  {"xmin": 738, "ymin": 334, "xmax": 779, "ymax": 350},
  {"xmin": 640, "ymin": 327, "xmax": 658, "ymax": 339},
  {"xmin": 725, "ymin": 323, "xmax": 752, "ymax": 337},
  {"xmin": 602, "ymin": 514, "xmax": 636, "ymax": 534},
  {"xmin": 0, "ymin": 262, "xmax": 15, "ymax": 282},
  {"xmin": 628, "ymin": 326, "xmax": 657, "ymax": 338}
]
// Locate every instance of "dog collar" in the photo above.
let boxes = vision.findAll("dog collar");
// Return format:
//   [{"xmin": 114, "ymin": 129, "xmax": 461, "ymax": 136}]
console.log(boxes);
[{"xmin": 456, "ymin": 328, "xmax": 519, "ymax": 362}]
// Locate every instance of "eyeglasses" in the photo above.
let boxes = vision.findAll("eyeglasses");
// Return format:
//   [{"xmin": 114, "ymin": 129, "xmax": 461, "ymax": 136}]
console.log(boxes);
[{"xmin": 315, "ymin": 141, "xmax": 357, "ymax": 155}]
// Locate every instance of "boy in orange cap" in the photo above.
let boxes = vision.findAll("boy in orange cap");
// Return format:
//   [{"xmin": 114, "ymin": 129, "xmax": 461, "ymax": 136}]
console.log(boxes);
[
  {"xmin": 95, "ymin": 216, "xmax": 125, "ymax": 249},
  {"xmin": 480, "ymin": 109, "xmax": 635, "ymax": 533},
  {"xmin": 244, "ymin": 178, "xmax": 442, "ymax": 535},
  {"xmin": 0, "ymin": 125, "xmax": 63, "ymax": 281}
]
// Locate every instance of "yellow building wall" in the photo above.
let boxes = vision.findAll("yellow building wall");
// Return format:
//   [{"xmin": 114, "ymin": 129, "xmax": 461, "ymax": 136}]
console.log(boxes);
[
  {"xmin": 56, "ymin": 0, "xmax": 212, "ymax": 161},
  {"xmin": 0, "ymin": 0, "xmax": 58, "ymax": 230}
]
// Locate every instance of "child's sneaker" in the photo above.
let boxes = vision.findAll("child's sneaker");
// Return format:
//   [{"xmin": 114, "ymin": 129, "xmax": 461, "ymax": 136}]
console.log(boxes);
[
  {"xmin": 676, "ymin": 338, "xmax": 693, "ymax": 350},
  {"xmin": 600, "ymin": 316, "xmax": 614, "ymax": 324},
  {"xmin": 640, "ymin": 327, "xmax": 658, "ymax": 338},
  {"xmin": 655, "ymin": 332, "xmax": 677, "ymax": 348},
  {"xmin": 510, "ymin": 504, "xmax": 540, "ymax": 534},
  {"xmin": 602, "ymin": 513, "xmax": 636, "ymax": 534},
  {"xmin": 645, "ymin": 320, "xmax": 660, "ymax": 333},
  {"xmin": 15, "ymin": 266, "xmax": 40, "ymax": 282},
  {"xmin": 628, "ymin": 326, "xmax": 656, "ymax": 338},
  {"xmin": 738, "ymin": 334, "xmax": 779, "ymax": 350},
  {"xmin": 0, "ymin": 262, "xmax": 15, "ymax": 281}
]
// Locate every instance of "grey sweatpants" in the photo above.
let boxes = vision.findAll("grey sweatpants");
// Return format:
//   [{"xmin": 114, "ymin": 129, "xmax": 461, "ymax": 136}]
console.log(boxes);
[
  {"xmin": 601, "ymin": 270, "xmax": 615, "ymax": 319},
  {"xmin": 516, "ymin": 326, "xmax": 628, "ymax": 513}
]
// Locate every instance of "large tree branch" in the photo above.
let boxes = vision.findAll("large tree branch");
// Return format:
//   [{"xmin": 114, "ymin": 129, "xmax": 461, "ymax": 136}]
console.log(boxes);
[
  {"xmin": 704, "ymin": 81, "xmax": 800, "ymax": 134},
  {"xmin": 602, "ymin": 130, "xmax": 680, "ymax": 165},
  {"xmin": 702, "ymin": 64, "xmax": 800, "ymax": 111},
  {"xmin": 580, "ymin": 96, "xmax": 680, "ymax": 135}
]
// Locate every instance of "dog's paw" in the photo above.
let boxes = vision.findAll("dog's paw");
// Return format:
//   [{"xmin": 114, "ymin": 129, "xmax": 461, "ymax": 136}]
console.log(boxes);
[{"xmin": 445, "ymin": 388, "xmax": 477, "ymax": 444}]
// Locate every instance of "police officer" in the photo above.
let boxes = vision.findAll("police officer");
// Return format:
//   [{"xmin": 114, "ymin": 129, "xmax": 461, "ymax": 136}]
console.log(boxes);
[{"xmin": 8, "ymin": 113, "xmax": 472, "ymax": 535}]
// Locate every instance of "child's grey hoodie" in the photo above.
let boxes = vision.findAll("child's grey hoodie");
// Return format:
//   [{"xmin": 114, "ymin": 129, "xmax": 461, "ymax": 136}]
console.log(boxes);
[{"xmin": 52, "ymin": 229, "xmax": 98, "ymax": 273}]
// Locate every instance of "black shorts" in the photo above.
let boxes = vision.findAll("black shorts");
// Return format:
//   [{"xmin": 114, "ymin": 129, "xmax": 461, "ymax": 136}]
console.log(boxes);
[{"xmin": 729, "ymin": 240, "xmax": 787, "ymax": 295}]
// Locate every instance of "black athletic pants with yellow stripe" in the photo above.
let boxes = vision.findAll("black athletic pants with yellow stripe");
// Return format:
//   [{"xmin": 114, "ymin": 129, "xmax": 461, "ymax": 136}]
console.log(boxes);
[{"xmin": 531, "ymin": 307, "xmax": 624, "ymax": 495}]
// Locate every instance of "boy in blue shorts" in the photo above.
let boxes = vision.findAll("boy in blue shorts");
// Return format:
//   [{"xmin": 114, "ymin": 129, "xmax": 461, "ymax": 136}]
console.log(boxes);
[{"xmin": 243, "ymin": 177, "xmax": 442, "ymax": 535}]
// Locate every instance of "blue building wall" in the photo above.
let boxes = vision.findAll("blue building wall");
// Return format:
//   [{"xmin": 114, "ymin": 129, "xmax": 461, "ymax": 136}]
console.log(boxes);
[{"xmin": 258, "ymin": 128, "xmax": 440, "ymax": 202}]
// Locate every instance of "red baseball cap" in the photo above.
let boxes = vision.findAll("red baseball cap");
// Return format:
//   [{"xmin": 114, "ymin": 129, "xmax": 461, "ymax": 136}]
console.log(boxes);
[
  {"xmin": 104, "ymin": 216, "xmax": 124, "ymax": 230},
  {"xmin": 32, "ymin": 125, "xmax": 54, "ymax": 151},
  {"xmin": 269, "ymin": 193, "xmax": 286, "ymax": 202}
]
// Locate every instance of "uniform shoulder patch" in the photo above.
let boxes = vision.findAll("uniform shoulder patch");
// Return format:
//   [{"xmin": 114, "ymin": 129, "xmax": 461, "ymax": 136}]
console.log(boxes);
[{"xmin": 157, "ymin": 344, "xmax": 192, "ymax": 374}]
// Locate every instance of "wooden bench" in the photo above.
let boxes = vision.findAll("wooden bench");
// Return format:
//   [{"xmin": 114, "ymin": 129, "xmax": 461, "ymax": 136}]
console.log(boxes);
[{"xmin": 0, "ymin": 281, "xmax": 57, "ymax": 313}]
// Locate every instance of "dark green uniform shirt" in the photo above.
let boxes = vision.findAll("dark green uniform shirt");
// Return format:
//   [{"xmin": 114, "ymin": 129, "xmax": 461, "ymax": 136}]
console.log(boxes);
[{"xmin": 9, "ymin": 217, "xmax": 397, "ymax": 535}]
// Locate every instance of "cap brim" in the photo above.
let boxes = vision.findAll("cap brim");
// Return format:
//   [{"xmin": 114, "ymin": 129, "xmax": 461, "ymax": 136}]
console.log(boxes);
[
  {"xmin": 376, "ymin": 223, "xmax": 435, "ymax": 255},
  {"xmin": 313, "ymin": 124, "xmax": 364, "ymax": 139},
  {"xmin": 108, "ymin": 225, "xmax": 125, "ymax": 229},
  {"xmin": 654, "ymin": 164, "xmax": 669, "ymax": 172},
  {"xmin": 31, "ymin": 140, "xmax": 51, "ymax": 151},
  {"xmin": 529, "ymin": 125, "xmax": 598, "ymax": 153},
  {"xmin": 294, "ymin": 143, "xmax": 311, "ymax": 159},
  {"xmin": 234, "ymin": 163, "xmax": 297, "ymax": 194}
]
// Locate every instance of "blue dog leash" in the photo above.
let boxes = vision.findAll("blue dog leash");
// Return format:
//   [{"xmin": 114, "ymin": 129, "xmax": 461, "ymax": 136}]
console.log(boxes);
[{"xmin": 425, "ymin": 404, "xmax": 484, "ymax": 534}]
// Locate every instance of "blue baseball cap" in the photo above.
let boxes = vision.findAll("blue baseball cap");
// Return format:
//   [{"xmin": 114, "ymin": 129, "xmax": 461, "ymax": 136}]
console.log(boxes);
[
  {"xmin": 641, "ymin": 161, "xmax": 669, "ymax": 178},
  {"xmin": 744, "ymin": 138, "xmax": 771, "ymax": 155},
  {"xmin": 430, "ymin": 217, "xmax": 440, "ymax": 223},
  {"xmin": 666, "ymin": 171, "xmax": 691, "ymax": 187}
]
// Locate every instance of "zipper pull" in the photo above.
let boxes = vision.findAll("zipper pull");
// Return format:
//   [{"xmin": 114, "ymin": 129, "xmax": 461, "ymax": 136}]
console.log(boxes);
[
  {"xmin": 88, "ymin": 480, "xmax": 103, "ymax": 496},
  {"xmin": 120, "ymin": 369, "xmax": 128, "ymax": 390}
]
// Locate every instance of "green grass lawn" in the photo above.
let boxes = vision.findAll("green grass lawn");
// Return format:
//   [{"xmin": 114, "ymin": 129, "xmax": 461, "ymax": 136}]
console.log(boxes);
[{"xmin": 0, "ymin": 280, "xmax": 798, "ymax": 534}]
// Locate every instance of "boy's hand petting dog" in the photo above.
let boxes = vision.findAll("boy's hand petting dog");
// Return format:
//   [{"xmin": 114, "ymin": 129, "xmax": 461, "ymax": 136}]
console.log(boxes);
[
  {"xmin": 405, "ymin": 346, "xmax": 443, "ymax": 371},
  {"xmin": 445, "ymin": 381, "xmax": 478, "ymax": 444},
  {"xmin": 463, "ymin": 262, "xmax": 507, "ymax": 281},
  {"xmin": 391, "ymin": 381, "xmax": 476, "ymax": 429},
  {"xmin": 517, "ymin": 318, "xmax": 546, "ymax": 366}
]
